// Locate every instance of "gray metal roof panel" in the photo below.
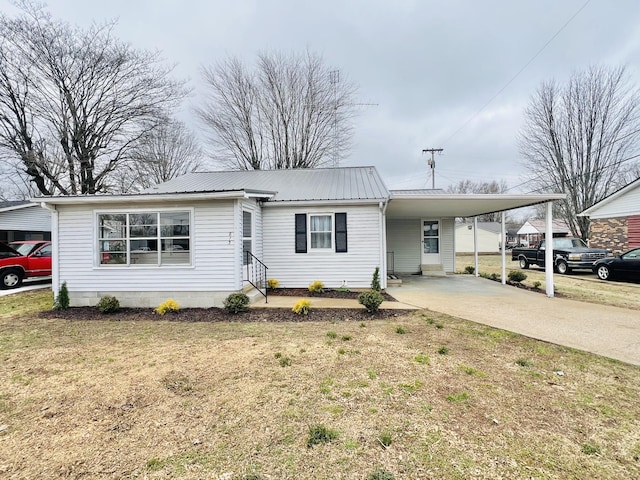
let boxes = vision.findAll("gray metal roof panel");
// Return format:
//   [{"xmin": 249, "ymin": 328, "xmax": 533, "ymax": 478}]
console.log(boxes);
[{"xmin": 147, "ymin": 167, "xmax": 389, "ymax": 202}]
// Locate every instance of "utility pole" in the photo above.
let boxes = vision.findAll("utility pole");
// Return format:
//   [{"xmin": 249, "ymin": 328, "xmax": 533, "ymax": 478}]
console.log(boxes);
[{"xmin": 422, "ymin": 148, "xmax": 444, "ymax": 189}]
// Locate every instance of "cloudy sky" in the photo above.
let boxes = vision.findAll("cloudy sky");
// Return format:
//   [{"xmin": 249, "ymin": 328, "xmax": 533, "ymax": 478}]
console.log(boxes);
[{"xmin": 3, "ymin": 0, "xmax": 640, "ymax": 191}]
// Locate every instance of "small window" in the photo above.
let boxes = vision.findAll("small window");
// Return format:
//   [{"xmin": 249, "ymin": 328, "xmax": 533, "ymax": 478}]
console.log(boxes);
[
  {"xmin": 310, "ymin": 214, "xmax": 332, "ymax": 249},
  {"xmin": 243, "ymin": 210, "xmax": 252, "ymax": 265}
]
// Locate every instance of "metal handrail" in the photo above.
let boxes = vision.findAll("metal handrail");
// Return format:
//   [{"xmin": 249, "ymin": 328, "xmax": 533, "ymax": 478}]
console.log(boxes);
[{"xmin": 244, "ymin": 251, "xmax": 268, "ymax": 303}]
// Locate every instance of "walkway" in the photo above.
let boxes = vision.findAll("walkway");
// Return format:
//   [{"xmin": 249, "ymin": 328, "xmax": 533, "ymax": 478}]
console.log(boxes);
[{"xmin": 387, "ymin": 275, "xmax": 640, "ymax": 366}]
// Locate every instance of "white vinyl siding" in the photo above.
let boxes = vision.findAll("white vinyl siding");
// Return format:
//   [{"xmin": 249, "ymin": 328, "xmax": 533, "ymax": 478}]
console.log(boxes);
[
  {"xmin": 585, "ymin": 185, "xmax": 640, "ymax": 218},
  {"xmin": 56, "ymin": 201, "xmax": 237, "ymax": 294},
  {"xmin": 262, "ymin": 204, "xmax": 382, "ymax": 288},
  {"xmin": 386, "ymin": 217, "xmax": 455, "ymax": 273},
  {"xmin": 440, "ymin": 218, "xmax": 455, "ymax": 273},
  {"xmin": 386, "ymin": 218, "xmax": 421, "ymax": 273},
  {"xmin": 0, "ymin": 205, "xmax": 51, "ymax": 231}
]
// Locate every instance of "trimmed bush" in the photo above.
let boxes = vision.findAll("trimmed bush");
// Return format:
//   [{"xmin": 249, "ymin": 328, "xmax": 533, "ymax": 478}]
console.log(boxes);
[
  {"xmin": 358, "ymin": 290, "xmax": 384, "ymax": 313},
  {"xmin": 292, "ymin": 299, "xmax": 312, "ymax": 315},
  {"xmin": 267, "ymin": 278, "xmax": 280, "ymax": 289},
  {"xmin": 371, "ymin": 267, "xmax": 381, "ymax": 291},
  {"xmin": 464, "ymin": 265, "xmax": 475, "ymax": 274},
  {"xmin": 155, "ymin": 298, "xmax": 179, "ymax": 315},
  {"xmin": 308, "ymin": 280, "xmax": 325, "ymax": 294},
  {"xmin": 53, "ymin": 281, "xmax": 70, "ymax": 310},
  {"xmin": 97, "ymin": 295, "xmax": 120, "ymax": 314},
  {"xmin": 508, "ymin": 270, "xmax": 527, "ymax": 283},
  {"xmin": 223, "ymin": 292, "xmax": 250, "ymax": 314}
]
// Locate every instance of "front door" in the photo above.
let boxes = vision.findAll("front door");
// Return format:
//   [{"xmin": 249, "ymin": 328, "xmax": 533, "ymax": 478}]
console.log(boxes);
[{"xmin": 421, "ymin": 219, "xmax": 440, "ymax": 265}]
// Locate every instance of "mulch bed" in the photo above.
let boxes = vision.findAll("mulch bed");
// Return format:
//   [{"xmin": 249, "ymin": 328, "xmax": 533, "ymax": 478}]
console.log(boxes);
[
  {"xmin": 269, "ymin": 288, "xmax": 396, "ymax": 301},
  {"xmin": 37, "ymin": 289, "xmax": 407, "ymax": 323},
  {"xmin": 39, "ymin": 307, "xmax": 411, "ymax": 323}
]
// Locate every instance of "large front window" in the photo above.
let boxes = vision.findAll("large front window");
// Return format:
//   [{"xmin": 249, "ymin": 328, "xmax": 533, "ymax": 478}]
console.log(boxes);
[{"xmin": 98, "ymin": 211, "xmax": 191, "ymax": 266}]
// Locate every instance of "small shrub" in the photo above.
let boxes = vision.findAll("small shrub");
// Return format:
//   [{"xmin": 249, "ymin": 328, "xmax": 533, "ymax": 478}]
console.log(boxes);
[
  {"xmin": 438, "ymin": 346, "xmax": 449, "ymax": 355},
  {"xmin": 267, "ymin": 278, "xmax": 280, "ymax": 289},
  {"xmin": 508, "ymin": 270, "xmax": 527, "ymax": 283},
  {"xmin": 490, "ymin": 273, "xmax": 499, "ymax": 281},
  {"xmin": 326, "ymin": 330, "xmax": 338, "ymax": 339},
  {"xmin": 371, "ymin": 267, "xmax": 381, "ymax": 291},
  {"xmin": 97, "ymin": 295, "xmax": 120, "ymax": 314},
  {"xmin": 368, "ymin": 468, "xmax": 395, "ymax": 480},
  {"xmin": 378, "ymin": 430, "xmax": 393, "ymax": 447},
  {"xmin": 533, "ymin": 281, "xmax": 542, "ymax": 289},
  {"xmin": 292, "ymin": 299, "xmax": 312, "ymax": 315},
  {"xmin": 308, "ymin": 280, "xmax": 325, "ymax": 294},
  {"xmin": 464, "ymin": 265, "xmax": 475, "ymax": 274},
  {"xmin": 358, "ymin": 290, "xmax": 384, "ymax": 313},
  {"xmin": 155, "ymin": 298, "xmax": 179, "ymax": 315},
  {"xmin": 223, "ymin": 292, "xmax": 250, "ymax": 314},
  {"xmin": 53, "ymin": 281, "xmax": 70, "ymax": 310},
  {"xmin": 307, "ymin": 424, "xmax": 339, "ymax": 447},
  {"xmin": 395, "ymin": 326, "xmax": 406, "ymax": 334}
]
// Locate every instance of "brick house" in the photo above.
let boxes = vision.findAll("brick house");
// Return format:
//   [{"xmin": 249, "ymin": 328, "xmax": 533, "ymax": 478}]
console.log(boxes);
[{"xmin": 579, "ymin": 177, "xmax": 640, "ymax": 254}]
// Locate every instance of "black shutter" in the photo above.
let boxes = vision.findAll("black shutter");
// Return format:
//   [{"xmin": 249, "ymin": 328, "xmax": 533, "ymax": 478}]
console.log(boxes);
[
  {"xmin": 295, "ymin": 213, "xmax": 307, "ymax": 253},
  {"xmin": 335, "ymin": 212, "xmax": 347, "ymax": 253}
]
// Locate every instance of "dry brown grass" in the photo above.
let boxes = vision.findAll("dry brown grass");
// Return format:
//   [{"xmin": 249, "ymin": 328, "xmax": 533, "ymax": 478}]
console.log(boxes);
[
  {"xmin": 457, "ymin": 253, "xmax": 640, "ymax": 310},
  {"xmin": 1, "ymin": 290, "xmax": 639, "ymax": 479}
]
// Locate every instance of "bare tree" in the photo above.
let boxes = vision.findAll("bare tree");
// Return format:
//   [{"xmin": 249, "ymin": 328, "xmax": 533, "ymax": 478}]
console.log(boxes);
[
  {"xmin": 114, "ymin": 120, "xmax": 205, "ymax": 192},
  {"xmin": 197, "ymin": 50, "xmax": 357, "ymax": 170},
  {"xmin": 0, "ymin": 1, "xmax": 186, "ymax": 196},
  {"xmin": 518, "ymin": 66, "xmax": 640, "ymax": 240},
  {"xmin": 446, "ymin": 179, "xmax": 510, "ymax": 222}
]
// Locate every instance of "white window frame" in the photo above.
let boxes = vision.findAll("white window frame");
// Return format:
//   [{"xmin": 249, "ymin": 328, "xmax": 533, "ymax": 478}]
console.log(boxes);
[
  {"xmin": 308, "ymin": 213, "xmax": 334, "ymax": 251},
  {"xmin": 95, "ymin": 208, "xmax": 193, "ymax": 268}
]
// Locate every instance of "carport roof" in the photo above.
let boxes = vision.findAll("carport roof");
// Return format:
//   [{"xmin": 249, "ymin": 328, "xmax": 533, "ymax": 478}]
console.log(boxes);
[{"xmin": 387, "ymin": 192, "xmax": 566, "ymax": 218}]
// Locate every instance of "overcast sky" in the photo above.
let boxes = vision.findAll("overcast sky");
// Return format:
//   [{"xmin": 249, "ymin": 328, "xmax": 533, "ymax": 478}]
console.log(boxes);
[{"xmin": 3, "ymin": 0, "xmax": 640, "ymax": 192}]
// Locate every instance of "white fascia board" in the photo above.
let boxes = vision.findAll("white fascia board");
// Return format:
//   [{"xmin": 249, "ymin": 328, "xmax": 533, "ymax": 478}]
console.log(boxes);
[
  {"xmin": 0, "ymin": 202, "xmax": 35, "ymax": 213},
  {"xmin": 390, "ymin": 193, "xmax": 566, "ymax": 202},
  {"xmin": 33, "ymin": 190, "xmax": 254, "ymax": 206},
  {"xmin": 262, "ymin": 198, "xmax": 387, "ymax": 208}
]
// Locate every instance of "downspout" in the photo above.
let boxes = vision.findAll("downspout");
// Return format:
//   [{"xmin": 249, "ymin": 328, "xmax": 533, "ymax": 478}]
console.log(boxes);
[
  {"xmin": 380, "ymin": 200, "xmax": 389, "ymax": 290},
  {"xmin": 40, "ymin": 202, "xmax": 59, "ymax": 294}
]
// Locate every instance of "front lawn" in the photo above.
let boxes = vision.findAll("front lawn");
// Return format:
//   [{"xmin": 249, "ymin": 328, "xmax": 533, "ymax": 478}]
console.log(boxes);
[{"xmin": 1, "ymin": 290, "xmax": 639, "ymax": 479}]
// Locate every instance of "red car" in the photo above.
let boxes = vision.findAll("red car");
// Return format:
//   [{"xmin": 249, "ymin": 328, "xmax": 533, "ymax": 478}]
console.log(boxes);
[{"xmin": 0, "ymin": 240, "xmax": 52, "ymax": 289}]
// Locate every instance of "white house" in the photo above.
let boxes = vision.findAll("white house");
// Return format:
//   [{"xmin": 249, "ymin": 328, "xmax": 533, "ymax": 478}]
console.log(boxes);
[
  {"xmin": 579, "ymin": 177, "xmax": 640, "ymax": 254},
  {"xmin": 38, "ymin": 167, "xmax": 564, "ymax": 307},
  {"xmin": 516, "ymin": 219, "xmax": 570, "ymax": 247},
  {"xmin": 455, "ymin": 222, "xmax": 502, "ymax": 254},
  {"xmin": 0, "ymin": 201, "xmax": 51, "ymax": 243}
]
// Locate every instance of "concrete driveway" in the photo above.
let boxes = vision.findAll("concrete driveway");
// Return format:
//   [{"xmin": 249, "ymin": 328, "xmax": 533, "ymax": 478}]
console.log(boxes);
[
  {"xmin": 387, "ymin": 275, "xmax": 640, "ymax": 366},
  {"xmin": 0, "ymin": 278, "xmax": 52, "ymax": 297}
]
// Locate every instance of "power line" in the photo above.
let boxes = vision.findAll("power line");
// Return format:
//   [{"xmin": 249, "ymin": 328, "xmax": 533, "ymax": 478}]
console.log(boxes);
[{"xmin": 440, "ymin": 0, "xmax": 592, "ymax": 146}]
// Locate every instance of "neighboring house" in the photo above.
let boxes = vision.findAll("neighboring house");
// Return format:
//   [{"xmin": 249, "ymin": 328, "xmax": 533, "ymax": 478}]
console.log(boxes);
[
  {"xmin": 579, "ymin": 177, "xmax": 640, "ymax": 254},
  {"xmin": 38, "ymin": 167, "xmax": 563, "ymax": 307},
  {"xmin": 455, "ymin": 222, "xmax": 502, "ymax": 253},
  {"xmin": 516, "ymin": 219, "xmax": 570, "ymax": 247},
  {"xmin": 0, "ymin": 201, "xmax": 51, "ymax": 243}
]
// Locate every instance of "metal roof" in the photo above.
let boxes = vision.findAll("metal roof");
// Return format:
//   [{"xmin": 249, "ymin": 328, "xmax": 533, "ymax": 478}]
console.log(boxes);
[{"xmin": 146, "ymin": 167, "xmax": 389, "ymax": 202}]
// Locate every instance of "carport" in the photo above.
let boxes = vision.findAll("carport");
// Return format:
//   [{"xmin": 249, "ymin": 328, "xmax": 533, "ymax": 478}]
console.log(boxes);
[{"xmin": 384, "ymin": 192, "xmax": 566, "ymax": 297}]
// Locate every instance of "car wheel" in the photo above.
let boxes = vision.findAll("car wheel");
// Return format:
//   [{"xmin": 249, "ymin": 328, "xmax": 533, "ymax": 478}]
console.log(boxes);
[
  {"xmin": 596, "ymin": 265, "xmax": 611, "ymax": 281},
  {"xmin": 519, "ymin": 257, "xmax": 529, "ymax": 269},
  {"xmin": 1, "ymin": 269, "xmax": 23, "ymax": 289},
  {"xmin": 556, "ymin": 260, "xmax": 570, "ymax": 275}
]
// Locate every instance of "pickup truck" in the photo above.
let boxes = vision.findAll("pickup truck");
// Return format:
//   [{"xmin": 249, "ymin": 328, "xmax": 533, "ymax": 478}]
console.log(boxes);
[
  {"xmin": 511, "ymin": 238, "xmax": 608, "ymax": 274},
  {"xmin": 0, "ymin": 240, "xmax": 52, "ymax": 289}
]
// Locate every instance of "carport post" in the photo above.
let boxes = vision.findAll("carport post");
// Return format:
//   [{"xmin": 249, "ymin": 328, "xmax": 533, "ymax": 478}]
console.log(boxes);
[
  {"xmin": 473, "ymin": 216, "xmax": 479, "ymax": 277},
  {"xmin": 545, "ymin": 201, "xmax": 555, "ymax": 298},
  {"xmin": 501, "ymin": 211, "xmax": 506, "ymax": 284}
]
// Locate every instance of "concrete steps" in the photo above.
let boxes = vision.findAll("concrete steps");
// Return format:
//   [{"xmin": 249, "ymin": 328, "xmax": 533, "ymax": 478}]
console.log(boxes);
[{"xmin": 421, "ymin": 264, "xmax": 446, "ymax": 276}]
